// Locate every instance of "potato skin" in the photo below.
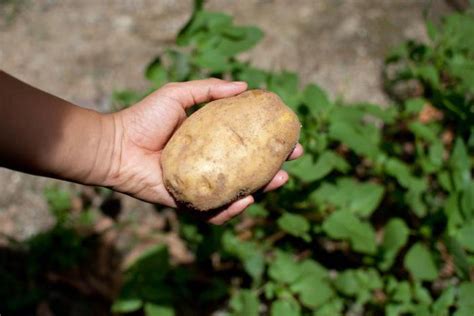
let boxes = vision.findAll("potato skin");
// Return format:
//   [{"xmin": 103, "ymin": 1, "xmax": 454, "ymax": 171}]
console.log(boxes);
[{"xmin": 161, "ymin": 89, "xmax": 301, "ymax": 211}]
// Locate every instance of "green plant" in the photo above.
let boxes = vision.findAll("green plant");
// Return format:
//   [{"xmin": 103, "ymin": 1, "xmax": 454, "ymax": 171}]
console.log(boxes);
[
  {"xmin": 384, "ymin": 9, "xmax": 474, "ymax": 138},
  {"xmin": 0, "ymin": 186, "xmax": 97, "ymax": 314},
  {"xmin": 112, "ymin": 3, "xmax": 474, "ymax": 316}
]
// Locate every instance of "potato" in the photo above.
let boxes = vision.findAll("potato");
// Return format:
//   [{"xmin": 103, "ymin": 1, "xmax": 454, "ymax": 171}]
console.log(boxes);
[{"xmin": 161, "ymin": 89, "xmax": 301, "ymax": 211}]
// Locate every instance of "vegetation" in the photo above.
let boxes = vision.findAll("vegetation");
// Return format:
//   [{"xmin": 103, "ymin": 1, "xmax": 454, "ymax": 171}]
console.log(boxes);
[{"xmin": 1, "ymin": 1, "xmax": 474, "ymax": 315}]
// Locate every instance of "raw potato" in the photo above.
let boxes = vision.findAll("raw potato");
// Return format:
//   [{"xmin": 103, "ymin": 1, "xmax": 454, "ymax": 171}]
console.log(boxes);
[{"xmin": 161, "ymin": 89, "xmax": 301, "ymax": 211}]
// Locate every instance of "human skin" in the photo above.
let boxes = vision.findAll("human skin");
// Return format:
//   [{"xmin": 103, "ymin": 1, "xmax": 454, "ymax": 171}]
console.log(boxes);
[{"xmin": 0, "ymin": 71, "xmax": 303, "ymax": 224}]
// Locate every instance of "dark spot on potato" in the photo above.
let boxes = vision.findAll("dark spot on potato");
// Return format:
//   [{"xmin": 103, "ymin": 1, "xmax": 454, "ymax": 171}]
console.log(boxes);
[
  {"xmin": 202, "ymin": 175, "xmax": 213, "ymax": 190},
  {"xmin": 183, "ymin": 134, "xmax": 192, "ymax": 145},
  {"xmin": 228, "ymin": 126, "xmax": 246, "ymax": 146},
  {"xmin": 173, "ymin": 175, "xmax": 184, "ymax": 187},
  {"xmin": 236, "ymin": 187, "xmax": 251, "ymax": 199},
  {"xmin": 248, "ymin": 90, "xmax": 265, "ymax": 97},
  {"xmin": 268, "ymin": 137, "xmax": 286, "ymax": 154},
  {"xmin": 165, "ymin": 179, "xmax": 183, "ymax": 201}
]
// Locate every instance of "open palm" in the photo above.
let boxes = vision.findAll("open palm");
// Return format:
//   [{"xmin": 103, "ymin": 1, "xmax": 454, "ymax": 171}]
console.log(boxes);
[{"xmin": 107, "ymin": 79, "xmax": 303, "ymax": 224}]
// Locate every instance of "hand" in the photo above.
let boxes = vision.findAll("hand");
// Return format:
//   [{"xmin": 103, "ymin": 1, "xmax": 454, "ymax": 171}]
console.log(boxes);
[{"xmin": 105, "ymin": 79, "xmax": 303, "ymax": 224}]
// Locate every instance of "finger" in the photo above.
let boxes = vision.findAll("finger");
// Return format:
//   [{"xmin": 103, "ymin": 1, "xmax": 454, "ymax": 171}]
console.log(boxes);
[
  {"xmin": 287, "ymin": 143, "xmax": 304, "ymax": 160},
  {"xmin": 208, "ymin": 195, "xmax": 254, "ymax": 225},
  {"xmin": 263, "ymin": 170, "xmax": 289, "ymax": 192},
  {"xmin": 160, "ymin": 79, "xmax": 248, "ymax": 109}
]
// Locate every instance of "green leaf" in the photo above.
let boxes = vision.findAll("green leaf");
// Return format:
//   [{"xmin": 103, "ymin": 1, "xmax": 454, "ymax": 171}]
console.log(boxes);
[
  {"xmin": 432, "ymin": 286, "xmax": 455, "ymax": 316},
  {"xmin": 413, "ymin": 282, "xmax": 432, "ymax": 304},
  {"xmin": 409, "ymin": 122, "xmax": 438, "ymax": 143},
  {"xmin": 387, "ymin": 279, "xmax": 412, "ymax": 304},
  {"xmin": 460, "ymin": 181, "xmax": 474, "ymax": 219},
  {"xmin": 449, "ymin": 138, "xmax": 471, "ymax": 191},
  {"xmin": 111, "ymin": 298, "xmax": 143, "ymax": 313},
  {"xmin": 404, "ymin": 243, "xmax": 438, "ymax": 281},
  {"xmin": 347, "ymin": 182, "xmax": 384, "ymax": 217},
  {"xmin": 264, "ymin": 282, "xmax": 276, "ymax": 300},
  {"xmin": 328, "ymin": 120, "xmax": 379, "ymax": 159},
  {"xmin": 405, "ymin": 187, "xmax": 428, "ymax": 217},
  {"xmin": 442, "ymin": 13, "xmax": 474, "ymax": 52},
  {"xmin": 124, "ymin": 245, "xmax": 170, "ymax": 288},
  {"xmin": 271, "ymin": 299, "xmax": 301, "ymax": 316},
  {"xmin": 222, "ymin": 231, "xmax": 264, "ymax": 281},
  {"xmin": 322, "ymin": 210, "xmax": 377, "ymax": 254},
  {"xmin": 358, "ymin": 102, "xmax": 399, "ymax": 123},
  {"xmin": 426, "ymin": 20, "xmax": 438, "ymax": 41},
  {"xmin": 286, "ymin": 151, "xmax": 349, "ymax": 183},
  {"xmin": 311, "ymin": 178, "xmax": 384, "ymax": 218},
  {"xmin": 448, "ymin": 54, "xmax": 474, "ymax": 94},
  {"xmin": 404, "ymin": 98, "xmax": 426, "ymax": 114},
  {"xmin": 457, "ymin": 222, "xmax": 474, "ymax": 252},
  {"xmin": 166, "ymin": 50, "xmax": 191, "ymax": 82},
  {"xmin": 456, "ymin": 282, "xmax": 474, "ymax": 315},
  {"xmin": 246, "ymin": 203, "xmax": 269, "ymax": 218},
  {"xmin": 267, "ymin": 71, "xmax": 300, "ymax": 108},
  {"xmin": 176, "ymin": 7, "xmax": 208, "ymax": 45},
  {"xmin": 334, "ymin": 269, "xmax": 382, "ymax": 298},
  {"xmin": 445, "ymin": 236, "xmax": 471, "ymax": 280},
  {"xmin": 277, "ymin": 213, "xmax": 311, "ymax": 241},
  {"xmin": 414, "ymin": 64, "xmax": 439, "ymax": 87},
  {"xmin": 329, "ymin": 106, "xmax": 364, "ymax": 123},
  {"xmin": 230, "ymin": 289, "xmax": 260, "ymax": 316},
  {"xmin": 290, "ymin": 260, "xmax": 331, "ymax": 307},
  {"xmin": 313, "ymin": 299, "xmax": 344, "ymax": 316},
  {"xmin": 144, "ymin": 303, "xmax": 175, "ymax": 316},
  {"xmin": 380, "ymin": 218, "xmax": 410, "ymax": 270},
  {"xmin": 112, "ymin": 90, "xmax": 143, "ymax": 108},
  {"xmin": 385, "ymin": 42, "xmax": 409, "ymax": 62},
  {"xmin": 268, "ymin": 251, "xmax": 301, "ymax": 284},
  {"xmin": 236, "ymin": 66, "xmax": 267, "ymax": 89},
  {"xmin": 290, "ymin": 277, "xmax": 333, "ymax": 308},
  {"xmin": 445, "ymin": 193, "xmax": 464, "ymax": 234},
  {"xmin": 207, "ymin": 13, "xmax": 232, "ymax": 32},
  {"xmin": 193, "ymin": 50, "xmax": 230, "ymax": 73},
  {"xmin": 44, "ymin": 186, "xmax": 71, "ymax": 224},
  {"xmin": 438, "ymin": 171, "xmax": 453, "ymax": 192},
  {"xmin": 145, "ymin": 57, "xmax": 168, "ymax": 87},
  {"xmin": 413, "ymin": 305, "xmax": 431, "ymax": 316},
  {"xmin": 285, "ymin": 155, "xmax": 317, "ymax": 182},
  {"xmin": 333, "ymin": 270, "xmax": 362, "ymax": 297},
  {"xmin": 215, "ymin": 26, "xmax": 263, "ymax": 57},
  {"xmin": 297, "ymin": 259, "xmax": 328, "ymax": 280},
  {"xmin": 311, "ymin": 151, "xmax": 350, "ymax": 180},
  {"xmin": 243, "ymin": 252, "xmax": 265, "ymax": 282},
  {"xmin": 428, "ymin": 141, "xmax": 444, "ymax": 171},
  {"xmin": 385, "ymin": 158, "xmax": 411, "ymax": 187},
  {"xmin": 302, "ymin": 83, "xmax": 332, "ymax": 116}
]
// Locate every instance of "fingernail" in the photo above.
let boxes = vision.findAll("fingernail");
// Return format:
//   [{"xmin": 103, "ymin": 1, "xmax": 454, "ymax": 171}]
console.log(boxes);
[
  {"xmin": 244, "ymin": 195, "xmax": 254, "ymax": 205},
  {"xmin": 231, "ymin": 81, "xmax": 247, "ymax": 87}
]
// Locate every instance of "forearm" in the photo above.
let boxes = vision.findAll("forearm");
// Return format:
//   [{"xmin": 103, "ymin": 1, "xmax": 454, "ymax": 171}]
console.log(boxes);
[{"xmin": 0, "ymin": 71, "xmax": 116, "ymax": 185}]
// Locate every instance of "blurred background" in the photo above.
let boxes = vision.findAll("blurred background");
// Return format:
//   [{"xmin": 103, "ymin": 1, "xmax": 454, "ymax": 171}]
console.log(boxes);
[
  {"xmin": 1, "ymin": 1, "xmax": 473, "ymax": 316},
  {"xmin": 0, "ymin": 0, "xmax": 454, "ymax": 243}
]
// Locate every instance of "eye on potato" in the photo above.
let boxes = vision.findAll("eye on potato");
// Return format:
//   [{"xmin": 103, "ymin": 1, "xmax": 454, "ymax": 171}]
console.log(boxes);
[{"xmin": 161, "ymin": 89, "xmax": 301, "ymax": 211}]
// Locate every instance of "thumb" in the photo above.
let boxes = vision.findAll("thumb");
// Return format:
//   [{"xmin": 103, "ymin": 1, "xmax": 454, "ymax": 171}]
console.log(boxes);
[{"xmin": 158, "ymin": 78, "xmax": 248, "ymax": 109}]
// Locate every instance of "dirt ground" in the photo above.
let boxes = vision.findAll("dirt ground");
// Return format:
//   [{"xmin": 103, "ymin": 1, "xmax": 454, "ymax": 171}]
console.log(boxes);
[{"xmin": 0, "ymin": 0, "xmax": 452, "ymax": 240}]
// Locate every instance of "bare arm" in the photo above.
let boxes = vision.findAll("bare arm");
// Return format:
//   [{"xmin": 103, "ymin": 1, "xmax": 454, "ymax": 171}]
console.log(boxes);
[{"xmin": 0, "ymin": 70, "xmax": 116, "ymax": 185}]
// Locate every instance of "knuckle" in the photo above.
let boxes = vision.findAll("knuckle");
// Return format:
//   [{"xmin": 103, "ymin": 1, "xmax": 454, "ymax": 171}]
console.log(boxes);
[
  {"xmin": 162, "ymin": 82, "xmax": 179, "ymax": 90},
  {"xmin": 208, "ymin": 77, "xmax": 224, "ymax": 83}
]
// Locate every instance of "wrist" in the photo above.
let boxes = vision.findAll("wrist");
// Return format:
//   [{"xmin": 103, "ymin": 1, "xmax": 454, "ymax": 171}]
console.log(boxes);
[{"xmin": 81, "ymin": 112, "xmax": 124, "ymax": 187}]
